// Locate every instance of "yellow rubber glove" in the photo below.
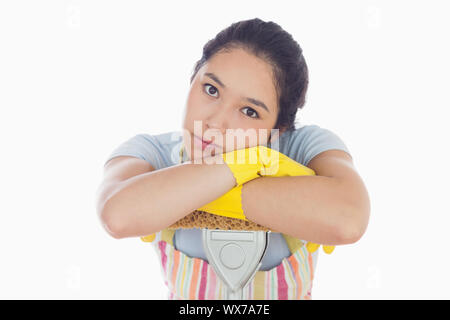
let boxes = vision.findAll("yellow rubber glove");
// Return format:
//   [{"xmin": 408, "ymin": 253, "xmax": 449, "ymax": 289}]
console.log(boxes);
[
  {"xmin": 141, "ymin": 233, "xmax": 156, "ymax": 242},
  {"xmin": 199, "ymin": 146, "xmax": 314, "ymax": 220},
  {"xmin": 198, "ymin": 184, "xmax": 246, "ymax": 220},
  {"xmin": 221, "ymin": 144, "xmax": 316, "ymax": 183},
  {"xmin": 258, "ymin": 146, "xmax": 316, "ymax": 177},
  {"xmin": 306, "ymin": 242, "xmax": 335, "ymax": 254},
  {"xmin": 221, "ymin": 145, "xmax": 266, "ymax": 186}
]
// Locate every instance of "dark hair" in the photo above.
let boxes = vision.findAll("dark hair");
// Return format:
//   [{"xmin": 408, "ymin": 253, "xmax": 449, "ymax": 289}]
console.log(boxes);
[{"xmin": 189, "ymin": 18, "xmax": 309, "ymax": 133}]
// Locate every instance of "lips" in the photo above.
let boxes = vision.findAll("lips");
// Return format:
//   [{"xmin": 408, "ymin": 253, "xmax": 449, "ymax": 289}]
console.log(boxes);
[
  {"xmin": 193, "ymin": 135, "xmax": 221, "ymax": 151},
  {"xmin": 201, "ymin": 139, "xmax": 212, "ymax": 150},
  {"xmin": 193, "ymin": 135, "xmax": 211, "ymax": 150}
]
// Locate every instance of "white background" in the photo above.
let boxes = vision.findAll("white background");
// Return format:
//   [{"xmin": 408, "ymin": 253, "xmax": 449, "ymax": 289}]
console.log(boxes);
[{"xmin": 0, "ymin": 0, "xmax": 449, "ymax": 299}]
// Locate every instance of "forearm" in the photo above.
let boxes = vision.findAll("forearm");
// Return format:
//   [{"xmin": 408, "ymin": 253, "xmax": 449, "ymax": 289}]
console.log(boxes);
[
  {"xmin": 103, "ymin": 155, "xmax": 235, "ymax": 238},
  {"xmin": 241, "ymin": 175, "xmax": 359, "ymax": 245}
]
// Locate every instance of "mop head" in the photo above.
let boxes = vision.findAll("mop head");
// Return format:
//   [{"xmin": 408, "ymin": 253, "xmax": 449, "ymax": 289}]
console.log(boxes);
[{"xmin": 167, "ymin": 209, "xmax": 274, "ymax": 232}]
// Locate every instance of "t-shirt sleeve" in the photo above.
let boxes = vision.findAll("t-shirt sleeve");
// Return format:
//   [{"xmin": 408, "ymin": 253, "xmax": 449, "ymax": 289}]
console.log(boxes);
[
  {"xmin": 103, "ymin": 134, "xmax": 166, "ymax": 170},
  {"xmin": 286, "ymin": 125, "xmax": 351, "ymax": 166}
]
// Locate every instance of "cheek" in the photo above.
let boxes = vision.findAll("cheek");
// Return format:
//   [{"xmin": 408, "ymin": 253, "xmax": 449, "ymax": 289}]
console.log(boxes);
[
  {"xmin": 183, "ymin": 96, "xmax": 199, "ymax": 128},
  {"xmin": 185, "ymin": 91, "xmax": 207, "ymax": 119}
]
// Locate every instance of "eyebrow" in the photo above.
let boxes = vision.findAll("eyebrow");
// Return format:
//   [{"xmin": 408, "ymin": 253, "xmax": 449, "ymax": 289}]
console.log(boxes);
[{"xmin": 205, "ymin": 72, "xmax": 270, "ymax": 113}]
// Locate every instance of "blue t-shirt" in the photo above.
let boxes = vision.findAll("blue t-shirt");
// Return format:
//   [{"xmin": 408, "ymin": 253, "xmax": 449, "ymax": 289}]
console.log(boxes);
[{"xmin": 104, "ymin": 124, "xmax": 351, "ymax": 271}]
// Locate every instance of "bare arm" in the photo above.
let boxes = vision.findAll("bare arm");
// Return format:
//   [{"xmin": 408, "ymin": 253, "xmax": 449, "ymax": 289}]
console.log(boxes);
[
  {"xmin": 101, "ymin": 155, "xmax": 236, "ymax": 239},
  {"xmin": 241, "ymin": 150, "xmax": 370, "ymax": 245}
]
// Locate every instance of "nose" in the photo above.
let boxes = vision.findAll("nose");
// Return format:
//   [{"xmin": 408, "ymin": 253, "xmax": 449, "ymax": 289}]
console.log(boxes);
[
  {"xmin": 205, "ymin": 105, "xmax": 229, "ymax": 133},
  {"xmin": 204, "ymin": 106, "xmax": 230, "ymax": 145}
]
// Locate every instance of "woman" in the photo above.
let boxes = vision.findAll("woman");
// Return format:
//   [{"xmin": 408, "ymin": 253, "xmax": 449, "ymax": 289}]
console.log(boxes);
[{"xmin": 97, "ymin": 18, "xmax": 370, "ymax": 299}]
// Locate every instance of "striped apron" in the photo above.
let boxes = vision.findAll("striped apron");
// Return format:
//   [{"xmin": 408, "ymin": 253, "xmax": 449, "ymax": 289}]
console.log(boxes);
[{"xmin": 148, "ymin": 229, "xmax": 317, "ymax": 300}]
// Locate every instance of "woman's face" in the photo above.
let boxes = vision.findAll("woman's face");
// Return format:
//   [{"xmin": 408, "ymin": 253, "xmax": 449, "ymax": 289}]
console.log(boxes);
[{"xmin": 182, "ymin": 48, "xmax": 284, "ymax": 161}]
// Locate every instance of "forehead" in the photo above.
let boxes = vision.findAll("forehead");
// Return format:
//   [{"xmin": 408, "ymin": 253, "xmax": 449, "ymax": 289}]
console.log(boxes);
[{"xmin": 200, "ymin": 49, "xmax": 278, "ymax": 114}]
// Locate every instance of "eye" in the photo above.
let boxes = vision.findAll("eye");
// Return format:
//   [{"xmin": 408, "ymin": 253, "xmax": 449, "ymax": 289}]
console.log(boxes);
[
  {"xmin": 241, "ymin": 107, "xmax": 259, "ymax": 119},
  {"xmin": 204, "ymin": 83, "xmax": 260, "ymax": 119},
  {"xmin": 203, "ymin": 83, "xmax": 218, "ymax": 97}
]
